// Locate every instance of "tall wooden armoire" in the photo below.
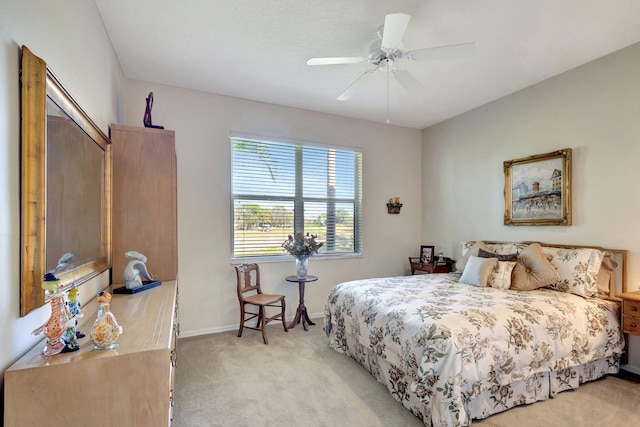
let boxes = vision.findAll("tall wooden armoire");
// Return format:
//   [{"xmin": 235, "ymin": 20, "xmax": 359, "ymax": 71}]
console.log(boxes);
[{"xmin": 110, "ymin": 124, "xmax": 177, "ymax": 284}]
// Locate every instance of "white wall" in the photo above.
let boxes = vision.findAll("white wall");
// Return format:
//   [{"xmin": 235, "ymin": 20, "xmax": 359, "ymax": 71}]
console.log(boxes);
[
  {"xmin": 0, "ymin": 0, "xmax": 123, "ymax": 376},
  {"xmin": 422, "ymin": 42, "xmax": 640, "ymax": 370},
  {"xmin": 118, "ymin": 80, "xmax": 423, "ymax": 336}
]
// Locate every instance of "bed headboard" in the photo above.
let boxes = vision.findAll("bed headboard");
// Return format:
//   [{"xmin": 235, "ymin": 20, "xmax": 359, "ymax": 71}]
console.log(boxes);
[{"xmin": 464, "ymin": 241, "xmax": 628, "ymax": 302}]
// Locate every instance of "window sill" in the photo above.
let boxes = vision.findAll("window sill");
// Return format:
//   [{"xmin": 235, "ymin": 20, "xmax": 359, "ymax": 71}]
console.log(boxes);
[{"xmin": 231, "ymin": 253, "xmax": 362, "ymax": 265}]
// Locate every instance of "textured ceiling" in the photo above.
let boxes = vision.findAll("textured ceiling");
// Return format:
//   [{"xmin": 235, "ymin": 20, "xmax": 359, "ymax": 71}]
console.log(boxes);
[{"xmin": 94, "ymin": 0, "xmax": 640, "ymax": 129}]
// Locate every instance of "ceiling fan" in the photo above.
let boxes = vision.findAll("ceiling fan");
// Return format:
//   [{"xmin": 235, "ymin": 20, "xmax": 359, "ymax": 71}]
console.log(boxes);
[{"xmin": 306, "ymin": 13, "xmax": 476, "ymax": 104}]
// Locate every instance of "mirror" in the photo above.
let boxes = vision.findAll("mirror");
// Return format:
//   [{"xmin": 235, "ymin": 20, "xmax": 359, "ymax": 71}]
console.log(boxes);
[{"xmin": 20, "ymin": 46, "xmax": 111, "ymax": 316}]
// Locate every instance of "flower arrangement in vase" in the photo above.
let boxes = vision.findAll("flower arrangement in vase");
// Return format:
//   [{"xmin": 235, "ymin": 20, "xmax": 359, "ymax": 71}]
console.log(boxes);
[{"xmin": 282, "ymin": 232, "xmax": 323, "ymax": 278}]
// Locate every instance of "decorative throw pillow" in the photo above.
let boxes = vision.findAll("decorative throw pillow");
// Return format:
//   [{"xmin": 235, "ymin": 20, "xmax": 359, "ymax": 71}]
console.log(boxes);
[
  {"xmin": 455, "ymin": 241, "xmax": 490, "ymax": 272},
  {"xmin": 488, "ymin": 261, "xmax": 517, "ymax": 290},
  {"xmin": 596, "ymin": 253, "xmax": 619, "ymax": 297},
  {"xmin": 541, "ymin": 246, "xmax": 605, "ymax": 298},
  {"xmin": 510, "ymin": 243, "xmax": 560, "ymax": 291},
  {"xmin": 459, "ymin": 255, "xmax": 498, "ymax": 287},
  {"xmin": 477, "ymin": 248, "xmax": 518, "ymax": 262},
  {"xmin": 485, "ymin": 242, "xmax": 520, "ymax": 256}
]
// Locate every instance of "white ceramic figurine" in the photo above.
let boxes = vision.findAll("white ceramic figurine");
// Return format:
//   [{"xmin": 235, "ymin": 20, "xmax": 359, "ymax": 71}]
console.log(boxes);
[{"xmin": 122, "ymin": 251, "xmax": 154, "ymax": 290}]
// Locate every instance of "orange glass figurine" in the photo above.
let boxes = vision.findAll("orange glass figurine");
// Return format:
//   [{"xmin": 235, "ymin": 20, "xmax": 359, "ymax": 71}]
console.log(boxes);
[
  {"xmin": 32, "ymin": 273, "xmax": 70, "ymax": 356},
  {"xmin": 90, "ymin": 290, "xmax": 122, "ymax": 350}
]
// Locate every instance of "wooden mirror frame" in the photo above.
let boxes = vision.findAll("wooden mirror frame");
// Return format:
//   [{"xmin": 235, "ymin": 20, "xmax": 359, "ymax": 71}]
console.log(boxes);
[{"xmin": 20, "ymin": 46, "xmax": 111, "ymax": 316}]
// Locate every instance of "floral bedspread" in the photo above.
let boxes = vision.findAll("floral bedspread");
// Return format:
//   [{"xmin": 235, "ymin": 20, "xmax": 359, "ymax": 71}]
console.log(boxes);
[{"xmin": 323, "ymin": 274, "xmax": 624, "ymax": 426}]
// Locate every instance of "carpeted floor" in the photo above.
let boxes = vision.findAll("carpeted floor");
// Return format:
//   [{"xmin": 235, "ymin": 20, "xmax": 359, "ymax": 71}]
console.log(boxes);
[{"xmin": 173, "ymin": 320, "xmax": 640, "ymax": 426}]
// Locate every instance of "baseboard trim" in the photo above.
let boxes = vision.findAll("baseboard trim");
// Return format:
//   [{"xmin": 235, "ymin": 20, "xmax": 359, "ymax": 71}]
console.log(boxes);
[
  {"xmin": 178, "ymin": 311, "xmax": 324, "ymax": 339},
  {"xmin": 620, "ymin": 363, "xmax": 640, "ymax": 376},
  {"xmin": 616, "ymin": 364, "xmax": 640, "ymax": 384}
]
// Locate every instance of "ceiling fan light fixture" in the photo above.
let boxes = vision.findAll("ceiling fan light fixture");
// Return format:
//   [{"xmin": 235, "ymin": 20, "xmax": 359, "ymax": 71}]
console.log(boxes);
[
  {"xmin": 379, "ymin": 58, "xmax": 394, "ymax": 72},
  {"xmin": 367, "ymin": 40, "xmax": 403, "ymax": 65}
]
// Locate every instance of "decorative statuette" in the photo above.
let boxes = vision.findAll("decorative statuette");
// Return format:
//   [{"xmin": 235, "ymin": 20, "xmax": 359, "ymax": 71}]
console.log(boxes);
[
  {"xmin": 62, "ymin": 284, "xmax": 84, "ymax": 352},
  {"xmin": 91, "ymin": 291, "xmax": 122, "ymax": 350},
  {"xmin": 32, "ymin": 272, "xmax": 71, "ymax": 356},
  {"xmin": 143, "ymin": 92, "xmax": 164, "ymax": 129},
  {"xmin": 123, "ymin": 251, "xmax": 154, "ymax": 290}
]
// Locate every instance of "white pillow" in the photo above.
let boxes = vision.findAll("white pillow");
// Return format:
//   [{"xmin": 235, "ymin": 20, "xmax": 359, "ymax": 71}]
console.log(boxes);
[
  {"xmin": 488, "ymin": 261, "xmax": 517, "ymax": 290},
  {"xmin": 459, "ymin": 256, "xmax": 498, "ymax": 287}
]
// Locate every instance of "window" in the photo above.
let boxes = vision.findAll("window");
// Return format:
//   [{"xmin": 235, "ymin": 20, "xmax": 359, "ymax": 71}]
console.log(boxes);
[{"xmin": 231, "ymin": 134, "xmax": 362, "ymax": 260}]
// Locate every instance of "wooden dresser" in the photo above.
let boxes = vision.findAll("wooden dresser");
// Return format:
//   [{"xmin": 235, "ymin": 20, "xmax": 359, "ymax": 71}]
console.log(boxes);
[{"xmin": 4, "ymin": 281, "xmax": 179, "ymax": 427}]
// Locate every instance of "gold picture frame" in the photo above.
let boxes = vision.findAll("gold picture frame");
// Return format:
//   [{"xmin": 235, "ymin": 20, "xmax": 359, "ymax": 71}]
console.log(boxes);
[{"xmin": 504, "ymin": 148, "xmax": 572, "ymax": 226}]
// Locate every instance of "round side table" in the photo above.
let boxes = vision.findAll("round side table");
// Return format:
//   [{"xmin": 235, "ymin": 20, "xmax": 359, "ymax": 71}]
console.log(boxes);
[{"xmin": 285, "ymin": 275, "xmax": 318, "ymax": 331}]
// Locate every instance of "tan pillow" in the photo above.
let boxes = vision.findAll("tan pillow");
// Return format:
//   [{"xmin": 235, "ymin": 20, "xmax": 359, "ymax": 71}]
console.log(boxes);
[
  {"xmin": 455, "ymin": 241, "xmax": 490, "ymax": 272},
  {"xmin": 596, "ymin": 253, "xmax": 619, "ymax": 297},
  {"xmin": 510, "ymin": 243, "xmax": 560, "ymax": 291},
  {"xmin": 459, "ymin": 255, "xmax": 498, "ymax": 287}
]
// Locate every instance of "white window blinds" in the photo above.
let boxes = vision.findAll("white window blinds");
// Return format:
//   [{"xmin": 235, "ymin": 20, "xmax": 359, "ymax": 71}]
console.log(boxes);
[{"xmin": 231, "ymin": 135, "xmax": 362, "ymax": 259}]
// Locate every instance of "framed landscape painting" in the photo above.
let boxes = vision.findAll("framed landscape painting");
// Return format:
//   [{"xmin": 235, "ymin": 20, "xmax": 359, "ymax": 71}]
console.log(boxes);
[{"xmin": 503, "ymin": 148, "xmax": 572, "ymax": 226}]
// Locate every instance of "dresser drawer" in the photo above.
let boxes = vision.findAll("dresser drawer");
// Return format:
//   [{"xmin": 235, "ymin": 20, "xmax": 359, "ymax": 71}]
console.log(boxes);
[
  {"xmin": 624, "ymin": 299, "xmax": 640, "ymax": 316},
  {"xmin": 622, "ymin": 316, "xmax": 640, "ymax": 335},
  {"xmin": 622, "ymin": 315, "xmax": 640, "ymax": 335}
]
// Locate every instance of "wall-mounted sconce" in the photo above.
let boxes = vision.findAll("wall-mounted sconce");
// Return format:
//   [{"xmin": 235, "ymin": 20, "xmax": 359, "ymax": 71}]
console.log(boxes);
[{"xmin": 387, "ymin": 197, "xmax": 402, "ymax": 214}]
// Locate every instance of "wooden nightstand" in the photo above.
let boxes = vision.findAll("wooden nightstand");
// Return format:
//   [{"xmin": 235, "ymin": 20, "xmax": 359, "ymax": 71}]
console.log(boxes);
[
  {"xmin": 408, "ymin": 257, "xmax": 453, "ymax": 275},
  {"xmin": 620, "ymin": 291, "xmax": 640, "ymax": 336}
]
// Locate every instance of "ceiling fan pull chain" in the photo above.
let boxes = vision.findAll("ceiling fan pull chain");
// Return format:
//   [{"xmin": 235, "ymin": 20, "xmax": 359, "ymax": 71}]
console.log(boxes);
[{"xmin": 386, "ymin": 59, "xmax": 390, "ymax": 124}]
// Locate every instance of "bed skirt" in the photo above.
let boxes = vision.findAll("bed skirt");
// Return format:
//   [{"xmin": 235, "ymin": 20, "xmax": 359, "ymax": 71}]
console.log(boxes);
[{"xmin": 337, "ymin": 331, "xmax": 620, "ymax": 426}]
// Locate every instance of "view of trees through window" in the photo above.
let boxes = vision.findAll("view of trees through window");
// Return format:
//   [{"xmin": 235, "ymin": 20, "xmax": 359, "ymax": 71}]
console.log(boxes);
[{"xmin": 231, "ymin": 136, "xmax": 362, "ymax": 258}]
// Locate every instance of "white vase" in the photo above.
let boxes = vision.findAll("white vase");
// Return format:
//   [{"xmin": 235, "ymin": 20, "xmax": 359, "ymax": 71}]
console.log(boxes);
[{"xmin": 295, "ymin": 257, "xmax": 308, "ymax": 279}]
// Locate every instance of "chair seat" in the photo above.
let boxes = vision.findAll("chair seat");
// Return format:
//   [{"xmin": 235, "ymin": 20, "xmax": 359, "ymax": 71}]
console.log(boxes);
[{"xmin": 244, "ymin": 293, "xmax": 284, "ymax": 305}]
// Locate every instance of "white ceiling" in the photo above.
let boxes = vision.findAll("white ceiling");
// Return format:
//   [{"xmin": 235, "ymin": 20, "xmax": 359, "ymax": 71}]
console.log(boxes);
[{"xmin": 94, "ymin": 0, "xmax": 640, "ymax": 129}]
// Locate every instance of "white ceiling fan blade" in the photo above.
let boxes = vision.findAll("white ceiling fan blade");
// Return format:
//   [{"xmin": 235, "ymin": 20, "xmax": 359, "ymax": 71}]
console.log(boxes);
[
  {"xmin": 337, "ymin": 68, "xmax": 377, "ymax": 101},
  {"xmin": 393, "ymin": 69, "xmax": 425, "ymax": 93},
  {"xmin": 306, "ymin": 57, "xmax": 368, "ymax": 66},
  {"xmin": 405, "ymin": 43, "xmax": 476, "ymax": 62},
  {"xmin": 381, "ymin": 13, "xmax": 410, "ymax": 51}
]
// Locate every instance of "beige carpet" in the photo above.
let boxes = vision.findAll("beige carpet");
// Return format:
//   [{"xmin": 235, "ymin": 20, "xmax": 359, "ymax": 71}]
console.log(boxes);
[{"xmin": 173, "ymin": 320, "xmax": 640, "ymax": 426}]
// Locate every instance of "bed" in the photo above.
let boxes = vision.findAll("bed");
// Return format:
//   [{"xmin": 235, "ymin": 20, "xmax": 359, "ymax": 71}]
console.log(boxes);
[{"xmin": 323, "ymin": 241, "xmax": 627, "ymax": 427}]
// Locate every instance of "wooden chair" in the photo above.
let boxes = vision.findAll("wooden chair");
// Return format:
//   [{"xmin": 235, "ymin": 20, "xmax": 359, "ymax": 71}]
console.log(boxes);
[{"xmin": 235, "ymin": 263, "xmax": 288, "ymax": 344}]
